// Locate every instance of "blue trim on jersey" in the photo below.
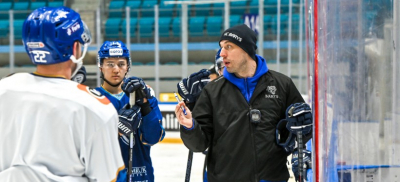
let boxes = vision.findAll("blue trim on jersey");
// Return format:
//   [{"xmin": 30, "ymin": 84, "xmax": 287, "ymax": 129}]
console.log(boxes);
[
  {"xmin": 95, "ymin": 87, "xmax": 129, "ymax": 111},
  {"xmin": 95, "ymin": 87, "xmax": 165, "ymax": 181}
]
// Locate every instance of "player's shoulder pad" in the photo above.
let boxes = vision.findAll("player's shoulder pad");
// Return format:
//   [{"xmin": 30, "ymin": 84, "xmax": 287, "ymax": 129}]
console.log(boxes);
[
  {"xmin": 0, "ymin": 73, "xmax": 16, "ymax": 80},
  {"xmin": 73, "ymin": 84, "xmax": 117, "ymax": 126},
  {"xmin": 5, "ymin": 73, "xmax": 16, "ymax": 78},
  {"xmin": 77, "ymin": 84, "xmax": 110, "ymax": 105}
]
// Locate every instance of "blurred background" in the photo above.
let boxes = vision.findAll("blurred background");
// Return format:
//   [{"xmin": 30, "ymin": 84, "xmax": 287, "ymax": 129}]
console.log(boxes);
[{"xmin": 0, "ymin": 0, "xmax": 310, "ymax": 99}]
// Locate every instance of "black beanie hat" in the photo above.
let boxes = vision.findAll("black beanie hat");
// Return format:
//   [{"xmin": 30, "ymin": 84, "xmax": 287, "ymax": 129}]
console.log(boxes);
[{"xmin": 219, "ymin": 24, "xmax": 258, "ymax": 61}]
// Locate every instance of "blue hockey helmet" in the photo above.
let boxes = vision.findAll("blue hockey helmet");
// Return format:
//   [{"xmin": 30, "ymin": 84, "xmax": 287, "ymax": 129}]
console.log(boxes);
[
  {"xmin": 22, "ymin": 6, "xmax": 92, "ymax": 77},
  {"xmin": 214, "ymin": 48, "xmax": 224, "ymax": 76},
  {"xmin": 97, "ymin": 41, "xmax": 131, "ymax": 72}
]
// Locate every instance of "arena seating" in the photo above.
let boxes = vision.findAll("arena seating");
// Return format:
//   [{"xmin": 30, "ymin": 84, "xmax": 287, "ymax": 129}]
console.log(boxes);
[{"xmin": 102, "ymin": 0, "xmax": 309, "ymax": 41}]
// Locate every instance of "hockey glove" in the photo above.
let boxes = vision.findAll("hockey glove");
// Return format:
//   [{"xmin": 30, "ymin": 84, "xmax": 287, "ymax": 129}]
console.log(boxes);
[
  {"xmin": 291, "ymin": 149, "xmax": 312, "ymax": 182},
  {"xmin": 286, "ymin": 103, "xmax": 313, "ymax": 135},
  {"xmin": 122, "ymin": 76, "xmax": 152, "ymax": 106},
  {"xmin": 276, "ymin": 119, "xmax": 296, "ymax": 154},
  {"xmin": 177, "ymin": 69, "xmax": 210, "ymax": 103},
  {"xmin": 71, "ymin": 66, "xmax": 87, "ymax": 84},
  {"xmin": 118, "ymin": 105, "xmax": 142, "ymax": 138}
]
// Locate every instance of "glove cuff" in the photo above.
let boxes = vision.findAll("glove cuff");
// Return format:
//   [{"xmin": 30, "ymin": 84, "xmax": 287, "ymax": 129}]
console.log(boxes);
[{"xmin": 140, "ymin": 102, "xmax": 152, "ymax": 116}]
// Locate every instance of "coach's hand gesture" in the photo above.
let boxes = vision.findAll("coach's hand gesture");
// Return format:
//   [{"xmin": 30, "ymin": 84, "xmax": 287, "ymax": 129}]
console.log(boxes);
[{"xmin": 175, "ymin": 102, "xmax": 193, "ymax": 128}]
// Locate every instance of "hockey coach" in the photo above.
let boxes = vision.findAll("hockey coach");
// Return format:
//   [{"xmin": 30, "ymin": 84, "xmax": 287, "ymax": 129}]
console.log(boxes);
[{"xmin": 175, "ymin": 24, "xmax": 312, "ymax": 182}]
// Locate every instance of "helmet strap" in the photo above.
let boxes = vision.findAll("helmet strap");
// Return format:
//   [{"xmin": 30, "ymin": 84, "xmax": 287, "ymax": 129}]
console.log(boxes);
[
  {"xmin": 100, "ymin": 71, "xmax": 123, "ymax": 87},
  {"xmin": 70, "ymin": 43, "xmax": 88, "ymax": 78}
]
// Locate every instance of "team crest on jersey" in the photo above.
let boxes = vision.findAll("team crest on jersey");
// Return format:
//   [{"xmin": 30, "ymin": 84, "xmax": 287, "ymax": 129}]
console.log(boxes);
[
  {"xmin": 132, "ymin": 166, "xmax": 147, "ymax": 177},
  {"xmin": 89, "ymin": 88, "xmax": 102, "ymax": 97},
  {"xmin": 77, "ymin": 84, "xmax": 110, "ymax": 105},
  {"xmin": 265, "ymin": 86, "xmax": 278, "ymax": 99}
]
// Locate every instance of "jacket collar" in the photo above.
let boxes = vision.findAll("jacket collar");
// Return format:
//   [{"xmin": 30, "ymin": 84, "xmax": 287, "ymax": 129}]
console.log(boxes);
[{"xmin": 223, "ymin": 55, "xmax": 268, "ymax": 102}]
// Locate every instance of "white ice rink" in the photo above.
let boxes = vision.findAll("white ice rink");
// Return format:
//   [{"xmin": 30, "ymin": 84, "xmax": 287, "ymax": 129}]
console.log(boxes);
[
  {"xmin": 151, "ymin": 131, "xmax": 296, "ymax": 182},
  {"xmin": 151, "ymin": 142, "xmax": 206, "ymax": 182}
]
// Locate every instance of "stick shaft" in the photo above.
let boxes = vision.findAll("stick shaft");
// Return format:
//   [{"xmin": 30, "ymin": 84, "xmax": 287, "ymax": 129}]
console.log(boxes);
[
  {"xmin": 128, "ymin": 92, "xmax": 135, "ymax": 182},
  {"xmin": 185, "ymin": 151, "xmax": 193, "ymax": 182},
  {"xmin": 297, "ymin": 131, "xmax": 303, "ymax": 182}
]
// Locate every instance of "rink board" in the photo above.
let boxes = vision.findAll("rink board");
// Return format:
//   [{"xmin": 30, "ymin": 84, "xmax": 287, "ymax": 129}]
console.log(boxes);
[{"xmin": 336, "ymin": 165, "xmax": 400, "ymax": 182}]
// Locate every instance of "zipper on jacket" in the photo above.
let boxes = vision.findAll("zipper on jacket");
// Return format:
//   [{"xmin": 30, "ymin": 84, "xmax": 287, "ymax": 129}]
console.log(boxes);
[{"xmin": 249, "ymin": 105, "xmax": 259, "ymax": 182}]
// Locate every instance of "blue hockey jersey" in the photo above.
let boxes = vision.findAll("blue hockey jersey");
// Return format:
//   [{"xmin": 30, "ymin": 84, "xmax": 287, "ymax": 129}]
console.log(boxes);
[{"xmin": 95, "ymin": 87, "xmax": 165, "ymax": 182}]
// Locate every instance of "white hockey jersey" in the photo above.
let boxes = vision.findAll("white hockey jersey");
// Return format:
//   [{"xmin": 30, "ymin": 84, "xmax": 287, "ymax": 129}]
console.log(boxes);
[{"xmin": 0, "ymin": 73, "xmax": 124, "ymax": 182}]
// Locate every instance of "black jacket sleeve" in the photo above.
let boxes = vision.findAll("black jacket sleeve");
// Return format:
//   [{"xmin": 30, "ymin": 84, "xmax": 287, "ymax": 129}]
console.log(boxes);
[
  {"xmin": 180, "ymin": 86, "xmax": 213, "ymax": 152},
  {"xmin": 285, "ymin": 78, "xmax": 305, "ymax": 107}
]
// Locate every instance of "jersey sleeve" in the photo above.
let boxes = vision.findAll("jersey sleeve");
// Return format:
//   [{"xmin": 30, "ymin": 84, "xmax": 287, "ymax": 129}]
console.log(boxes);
[
  {"xmin": 138, "ymin": 97, "xmax": 165, "ymax": 146},
  {"xmin": 84, "ymin": 113, "xmax": 125, "ymax": 181}
]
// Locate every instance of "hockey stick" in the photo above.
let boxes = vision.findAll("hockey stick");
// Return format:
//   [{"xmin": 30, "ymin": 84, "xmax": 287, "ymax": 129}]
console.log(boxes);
[
  {"xmin": 185, "ymin": 150, "xmax": 193, "ymax": 182},
  {"xmin": 128, "ymin": 92, "xmax": 135, "ymax": 182},
  {"xmin": 297, "ymin": 131, "xmax": 304, "ymax": 182},
  {"xmin": 174, "ymin": 92, "xmax": 193, "ymax": 182}
]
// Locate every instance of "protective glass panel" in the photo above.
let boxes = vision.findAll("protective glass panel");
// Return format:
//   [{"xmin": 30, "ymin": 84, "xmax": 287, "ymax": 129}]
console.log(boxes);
[{"xmin": 310, "ymin": 0, "xmax": 400, "ymax": 181}]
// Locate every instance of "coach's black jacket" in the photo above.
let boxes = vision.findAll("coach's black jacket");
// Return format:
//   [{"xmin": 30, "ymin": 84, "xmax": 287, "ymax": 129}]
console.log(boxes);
[{"xmin": 180, "ymin": 56, "xmax": 305, "ymax": 182}]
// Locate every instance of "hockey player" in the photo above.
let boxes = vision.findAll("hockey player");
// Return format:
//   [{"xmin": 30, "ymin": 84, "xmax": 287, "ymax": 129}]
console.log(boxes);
[
  {"xmin": 96, "ymin": 40, "xmax": 165, "ymax": 181},
  {"xmin": 208, "ymin": 48, "xmax": 225, "ymax": 81},
  {"xmin": 0, "ymin": 7, "xmax": 125, "ymax": 181},
  {"xmin": 175, "ymin": 24, "xmax": 312, "ymax": 182}
]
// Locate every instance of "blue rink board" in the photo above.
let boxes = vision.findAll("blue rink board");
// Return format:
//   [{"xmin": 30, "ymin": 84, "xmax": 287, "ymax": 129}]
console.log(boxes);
[{"xmin": 307, "ymin": 165, "xmax": 400, "ymax": 182}]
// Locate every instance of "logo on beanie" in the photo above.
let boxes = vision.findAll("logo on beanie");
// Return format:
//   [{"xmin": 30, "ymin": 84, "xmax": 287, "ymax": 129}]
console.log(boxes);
[{"xmin": 223, "ymin": 32, "xmax": 242, "ymax": 42}]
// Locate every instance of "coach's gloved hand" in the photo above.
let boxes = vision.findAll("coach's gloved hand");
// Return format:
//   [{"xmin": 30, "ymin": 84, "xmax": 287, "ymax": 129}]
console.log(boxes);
[
  {"xmin": 118, "ymin": 105, "xmax": 142, "ymax": 137},
  {"xmin": 291, "ymin": 149, "xmax": 312, "ymax": 182},
  {"xmin": 122, "ymin": 76, "xmax": 152, "ymax": 106},
  {"xmin": 71, "ymin": 65, "xmax": 86, "ymax": 84},
  {"xmin": 286, "ymin": 103, "xmax": 312, "ymax": 135},
  {"xmin": 177, "ymin": 69, "xmax": 210, "ymax": 104}
]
